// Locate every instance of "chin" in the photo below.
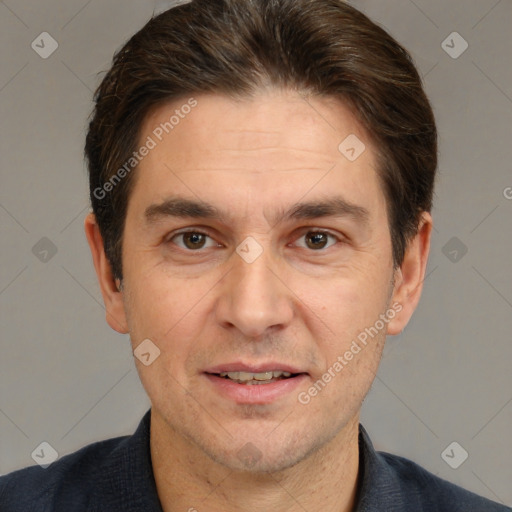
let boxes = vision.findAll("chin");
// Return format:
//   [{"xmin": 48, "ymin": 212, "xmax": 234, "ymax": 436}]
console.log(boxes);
[
  {"xmin": 210, "ymin": 446, "xmax": 309, "ymax": 474},
  {"xmin": 199, "ymin": 427, "xmax": 331, "ymax": 474}
]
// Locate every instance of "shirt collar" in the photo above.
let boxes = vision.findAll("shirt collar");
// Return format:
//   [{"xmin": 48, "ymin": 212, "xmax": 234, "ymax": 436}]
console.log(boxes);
[
  {"xmin": 93, "ymin": 409, "xmax": 163, "ymax": 511},
  {"xmin": 355, "ymin": 424, "xmax": 411, "ymax": 511}
]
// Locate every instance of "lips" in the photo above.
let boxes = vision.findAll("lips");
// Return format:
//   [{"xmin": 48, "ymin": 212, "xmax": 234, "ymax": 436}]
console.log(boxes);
[
  {"xmin": 218, "ymin": 370, "xmax": 292, "ymax": 384},
  {"xmin": 204, "ymin": 362, "xmax": 305, "ymax": 375},
  {"xmin": 205, "ymin": 363, "xmax": 305, "ymax": 383},
  {"xmin": 203, "ymin": 362, "xmax": 308, "ymax": 401}
]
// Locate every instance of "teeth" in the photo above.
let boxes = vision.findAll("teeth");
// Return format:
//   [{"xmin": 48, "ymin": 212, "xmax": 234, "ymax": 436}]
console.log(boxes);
[{"xmin": 219, "ymin": 370, "xmax": 292, "ymax": 382}]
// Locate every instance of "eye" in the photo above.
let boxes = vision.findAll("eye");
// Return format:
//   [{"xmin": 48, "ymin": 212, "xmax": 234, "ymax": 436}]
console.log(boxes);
[
  {"xmin": 169, "ymin": 230, "xmax": 219, "ymax": 251},
  {"xmin": 293, "ymin": 230, "xmax": 339, "ymax": 250},
  {"xmin": 168, "ymin": 229, "xmax": 340, "ymax": 252}
]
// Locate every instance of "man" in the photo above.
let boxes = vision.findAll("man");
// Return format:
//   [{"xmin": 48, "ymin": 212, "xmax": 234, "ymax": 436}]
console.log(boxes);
[{"xmin": 0, "ymin": 0, "xmax": 509, "ymax": 510}]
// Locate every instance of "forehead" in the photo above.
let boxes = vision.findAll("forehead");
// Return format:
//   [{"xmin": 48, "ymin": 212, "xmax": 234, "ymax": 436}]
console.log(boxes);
[
  {"xmin": 141, "ymin": 89, "xmax": 371, "ymax": 164},
  {"xmin": 131, "ymin": 89, "xmax": 386, "ymax": 224}
]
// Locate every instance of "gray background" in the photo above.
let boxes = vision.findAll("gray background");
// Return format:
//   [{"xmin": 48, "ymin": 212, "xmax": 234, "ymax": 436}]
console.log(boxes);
[{"xmin": 1, "ymin": 0, "xmax": 511, "ymax": 505}]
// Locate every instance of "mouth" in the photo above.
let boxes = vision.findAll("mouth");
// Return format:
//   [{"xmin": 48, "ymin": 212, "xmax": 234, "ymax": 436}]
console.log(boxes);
[
  {"xmin": 203, "ymin": 364, "xmax": 308, "ymax": 403},
  {"xmin": 208, "ymin": 370, "xmax": 302, "ymax": 385}
]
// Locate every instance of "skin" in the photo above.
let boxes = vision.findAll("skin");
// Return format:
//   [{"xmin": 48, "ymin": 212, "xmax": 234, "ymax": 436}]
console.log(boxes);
[{"xmin": 85, "ymin": 88, "xmax": 432, "ymax": 512}]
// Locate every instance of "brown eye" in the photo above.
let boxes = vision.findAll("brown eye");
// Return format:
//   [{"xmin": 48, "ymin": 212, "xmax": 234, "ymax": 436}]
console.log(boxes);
[
  {"xmin": 170, "ymin": 231, "xmax": 217, "ymax": 250},
  {"xmin": 294, "ymin": 231, "xmax": 338, "ymax": 251},
  {"xmin": 305, "ymin": 232, "xmax": 329, "ymax": 249},
  {"xmin": 183, "ymin": 232, "xmax": 206, "ymax": 249}
]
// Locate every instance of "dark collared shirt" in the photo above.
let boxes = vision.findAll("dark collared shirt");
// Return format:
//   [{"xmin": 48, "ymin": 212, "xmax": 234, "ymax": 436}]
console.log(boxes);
[{"xmin": 0, "ymin": 410, "xmax": 509, "ymax": 511}]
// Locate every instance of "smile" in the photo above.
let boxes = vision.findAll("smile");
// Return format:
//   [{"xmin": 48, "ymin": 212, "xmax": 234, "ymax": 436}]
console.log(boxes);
[
  {"xmin": 218, "ymin": 370, "xmax": 293, "ymax": 384},
  {"xmin": 203, "ymin": 364, "xmax": 308, "ymax": 404}
]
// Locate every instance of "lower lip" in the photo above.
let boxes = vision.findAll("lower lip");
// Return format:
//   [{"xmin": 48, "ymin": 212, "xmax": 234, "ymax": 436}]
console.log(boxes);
[{"xmin": 204, "ymin": 373, "xmax": 308, "ymax": 404}]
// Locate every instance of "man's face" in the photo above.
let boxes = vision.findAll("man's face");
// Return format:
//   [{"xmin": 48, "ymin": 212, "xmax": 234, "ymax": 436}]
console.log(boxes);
[{"xmin": 113, "ymin": 89, "xmax": 405, "ymax": 471}]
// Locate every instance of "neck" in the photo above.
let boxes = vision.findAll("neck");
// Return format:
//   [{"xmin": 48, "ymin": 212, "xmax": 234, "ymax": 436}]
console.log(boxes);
[{"xmin": 150, "ymin": 410, "xmax": 360, "ymax": 512}]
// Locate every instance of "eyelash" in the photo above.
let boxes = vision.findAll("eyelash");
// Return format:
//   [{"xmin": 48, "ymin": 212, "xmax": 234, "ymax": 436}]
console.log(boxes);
[{"xmin": 167, "ymin": 228, "xmax": 342, "ymax": 252}]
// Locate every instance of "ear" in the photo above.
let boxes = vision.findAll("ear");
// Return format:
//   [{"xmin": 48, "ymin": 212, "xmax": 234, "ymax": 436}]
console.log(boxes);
[
  {"xmin": 84, "ymin": 213, "xmax": 129, "ymax": 334},
  {"xmin": 387, "ymin": 212, "xmax": 432, "ymax": 335}
]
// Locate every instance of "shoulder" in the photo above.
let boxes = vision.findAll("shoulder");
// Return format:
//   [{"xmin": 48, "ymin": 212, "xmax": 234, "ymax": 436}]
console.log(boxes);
[
  {"xmin": 357, "ymin": 424, "xmax": 510, "ymax": 511},
  {"xmin": 378, "ymin": 450, "xmax": 511, "ymax": 511},
  {"xmin": 0, "ymin": 435, "xmax": 129, "ymax": 512}
]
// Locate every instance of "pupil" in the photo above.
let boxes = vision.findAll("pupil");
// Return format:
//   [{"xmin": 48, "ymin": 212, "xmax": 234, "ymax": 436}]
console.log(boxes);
[
  {"xmin": 306, "ymin": 232, "xmax": 327, "ymax": 249},
  {"xmin": 184, "ymin": 233, "xmax": 205, "ymax": 249}
]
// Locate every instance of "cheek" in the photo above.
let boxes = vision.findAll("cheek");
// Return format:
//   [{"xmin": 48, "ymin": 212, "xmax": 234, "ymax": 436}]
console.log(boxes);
[
  {"xmin": 122, "ymin": 264, "xmax": 222, "ymax": 382},
  {"xmin": 307, "ymin": 265, "xmax": 390, "ymax": 334},
  {"xmin": 122, "ymin": 277, "xmax": 201, "ymax": 397},
  {"xmin": 299, "ymin": 268, "xmax": 392, "ymax": 393},
  {"xmin": 122, "ymin": 255, "xmax": 206, "ymax": 336},
  {"xmin": 309, "ymin": 283, "xmax": 388, "ymax": 404}
]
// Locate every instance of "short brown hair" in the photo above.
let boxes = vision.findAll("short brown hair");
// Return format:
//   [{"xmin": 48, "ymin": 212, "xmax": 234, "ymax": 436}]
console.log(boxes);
[{"xmin": 85, "ymin": 0, "xmax": 437, "ymax": 280}]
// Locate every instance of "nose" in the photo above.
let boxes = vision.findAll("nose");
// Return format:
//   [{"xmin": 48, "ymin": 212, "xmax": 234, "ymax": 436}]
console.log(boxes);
[{"xmin": 214, "ymin": 243, "xmax": 294, "ymax": 338}]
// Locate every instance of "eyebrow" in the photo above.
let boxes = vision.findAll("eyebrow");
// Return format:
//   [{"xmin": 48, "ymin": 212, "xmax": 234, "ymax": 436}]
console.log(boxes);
[{"xmin": 144, "ymin": 195, "xmax": 370, "ymax": 227}]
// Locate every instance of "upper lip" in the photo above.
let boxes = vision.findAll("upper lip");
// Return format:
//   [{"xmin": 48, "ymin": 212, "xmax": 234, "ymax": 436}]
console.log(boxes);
[{"xmin": 204, "ymin": 362, "xmax": 306, "ymax": 374}]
